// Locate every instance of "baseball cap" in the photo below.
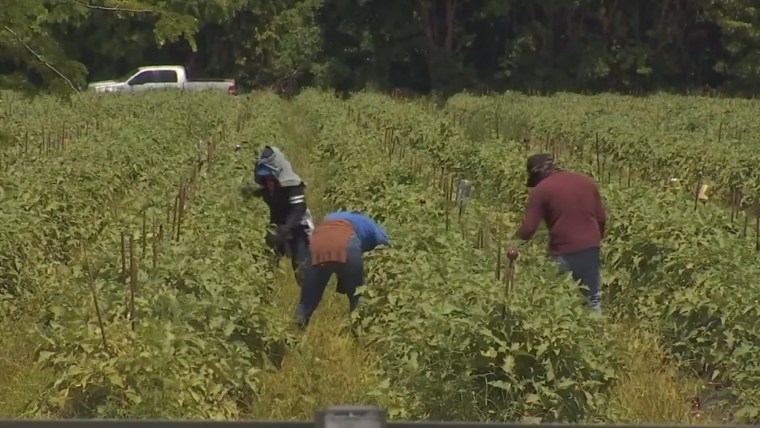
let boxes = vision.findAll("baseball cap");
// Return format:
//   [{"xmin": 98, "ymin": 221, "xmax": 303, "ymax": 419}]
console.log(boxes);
[{"xmin": 255, "ymin": 164, "xmax": 273, "ymax": 176}]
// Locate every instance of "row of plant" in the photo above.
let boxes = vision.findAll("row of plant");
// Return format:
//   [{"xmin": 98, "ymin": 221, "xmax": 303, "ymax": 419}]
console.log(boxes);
[
  {"xmin": 0, "ymin": 92, "xmax": 240, "ymax": 313},
  {"xmin": 293, "ymin": 88, "xmax": 624, "ymax": 423},
  {"xmin": 344, "ymin": 91, "xmax": 760, "ymax": 422},
  {"xmin": 444, "ymin": 93, "xmax": 760, "ymax": 224},
  {"xmin": 24, "ymin": 91, "xmax": 293, "ymax": 418},
  {"xmin": 0, "ymin": 91, "xmax": 161, "ymax": 168}
]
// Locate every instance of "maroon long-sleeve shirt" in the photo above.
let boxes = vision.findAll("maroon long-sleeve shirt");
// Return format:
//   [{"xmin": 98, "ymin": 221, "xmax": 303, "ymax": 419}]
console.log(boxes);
[{"xmin": 515, "ymin": 171, "xmax": 607, "ymax": 255}]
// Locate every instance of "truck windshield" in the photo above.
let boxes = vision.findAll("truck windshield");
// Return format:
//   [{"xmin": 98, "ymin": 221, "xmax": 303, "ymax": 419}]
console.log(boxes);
[{"xmin": 117, "ymin": 69, "xmax": 139, "ymax": 82}]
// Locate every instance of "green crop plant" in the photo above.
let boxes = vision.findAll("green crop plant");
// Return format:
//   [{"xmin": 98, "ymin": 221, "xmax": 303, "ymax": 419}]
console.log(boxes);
[
  {"xmin": 2, "ymin": 88, "xmax": 758, "ymax": 423},
  {"xmin": 345, "ymin": 91, "xmax": 760, "ymax": 422}
]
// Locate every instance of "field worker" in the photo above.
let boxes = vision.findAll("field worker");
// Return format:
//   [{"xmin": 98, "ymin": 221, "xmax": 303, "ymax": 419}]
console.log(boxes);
[
  {"xmin": 251, "ymin": 145, "xmax": 314, "ymax": 285},
  {"xmin": 295, "ymin": 211, "xmax": 390, "ymax": 329},
  {"xmin": 509, "ymin": 154, "xmax": 607, "ymax": 313}
]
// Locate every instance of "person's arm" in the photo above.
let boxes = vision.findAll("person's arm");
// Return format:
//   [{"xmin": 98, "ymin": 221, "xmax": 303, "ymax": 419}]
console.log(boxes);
[
  {"xmin": 354, "ymin": 216, "xmax": 390, "ymax": 252},
  {"xmin": 370, "ymin": 223, "xmax": 390, "ymax": 250},
  {"xmin": 513, "ymin": 188, "xmax": 544, "ymax": 242},
  {"xmin": 277, "ymin": 185, "xmax": 307, "ymax": 239},
  {"xmin": 594, "ymin": 186, "xmax": 607, "ymax": 238},
  {"xmin": 240, "ymin": 182, "xmax": 264, "ymax": 199}
]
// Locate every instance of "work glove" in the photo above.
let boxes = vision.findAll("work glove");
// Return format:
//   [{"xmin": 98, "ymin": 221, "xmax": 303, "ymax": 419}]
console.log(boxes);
[
  {"xmin": 274, "ymin": 226, "xmax": 291, "ymax": 244},
  {"xmin": 264, "ymin": 225, "xmax": 290, "ymax": 249},
  {"xmin": 240, "ymin": 183, "xmax": 264, "ymax": 200}
]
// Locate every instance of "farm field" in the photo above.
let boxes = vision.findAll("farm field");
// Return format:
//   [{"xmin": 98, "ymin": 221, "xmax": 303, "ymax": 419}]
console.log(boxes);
[{"xmin": 0, "ymin": 89, "xmax": 758, "ymax": 423}]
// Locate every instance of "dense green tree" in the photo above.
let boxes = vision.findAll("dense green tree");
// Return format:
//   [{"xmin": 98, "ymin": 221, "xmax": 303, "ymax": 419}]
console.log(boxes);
[{"xmin": 3, "ymin": 0, "xmax": 760, "ymax": 96}]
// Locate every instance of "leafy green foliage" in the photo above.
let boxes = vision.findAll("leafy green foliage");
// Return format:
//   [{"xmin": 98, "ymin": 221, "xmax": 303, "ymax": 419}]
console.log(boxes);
[
  {"xmin": 1, "ymin": 91, "xmax": 295, "ymax": 417},
  {"xmin": 319, "ymin": 89, "xmax": 760, "ymax": 422},
  {"xmin": 8, "ymin": 1, "xmax": 760, "ymax": 95},
  {"xmin": 294, "ymin": 88, "xmax": 623, "ymax": 422},
  {"xmin": 441, "ymin": 92, "xmax": 760, "ymax": 422},
  {"xmin": 6, "ymin": 86, "xmax": 760, "ymax": 422}
]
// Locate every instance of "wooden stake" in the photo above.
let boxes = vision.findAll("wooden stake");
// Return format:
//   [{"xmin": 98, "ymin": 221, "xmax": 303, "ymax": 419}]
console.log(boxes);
[
  {"xmin": 152, "ymin": 215, "xmax": 158, "ymax": 270},
  {"xmin": 129, "ymin": 234, "xmax": 138, "ymax": 330},
  {"xmin": 141, "ymin": 211, "xmax": 147, "ymax": 259},
  {"xmin": 82, "ymin": 241, "xmax": 110, "ymax": 354},
  {"xmin": 176, "ymin": 182, "xmax": 187, "ymax": 241},
  {"xmin": 120, "ymin": 232, "xmax": 127, "ymax": 282},
  {"xmin": 595, "ymin": 133, "xmax": 601, "ymax": 178}
]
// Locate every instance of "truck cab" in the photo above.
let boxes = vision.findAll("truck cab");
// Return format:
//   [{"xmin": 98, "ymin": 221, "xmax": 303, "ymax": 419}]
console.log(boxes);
[{"xmin": 87, "ymin": 65, "xmax": 237, "ymax": 95}]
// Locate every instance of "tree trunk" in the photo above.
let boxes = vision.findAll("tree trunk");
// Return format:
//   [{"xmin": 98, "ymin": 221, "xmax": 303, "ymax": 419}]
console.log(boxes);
[
  {"xmin": 418, "ymin": 0, "xmax": 459, "ymax": 53},
  {"xmin": 444, "ymin": 0, "xmax": 458, "ymax": 51}
]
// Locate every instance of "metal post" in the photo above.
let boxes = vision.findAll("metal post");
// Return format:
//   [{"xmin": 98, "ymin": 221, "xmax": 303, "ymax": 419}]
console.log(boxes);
[{"xmin": 316, "ymin": 406, "xmax": 387, "ymax": 428}]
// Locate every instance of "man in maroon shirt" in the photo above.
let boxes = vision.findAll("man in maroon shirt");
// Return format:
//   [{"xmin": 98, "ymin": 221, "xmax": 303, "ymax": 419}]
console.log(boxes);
[{"xmin": 510, "ymin": 154, "xmax": 607, "ymax": 313}]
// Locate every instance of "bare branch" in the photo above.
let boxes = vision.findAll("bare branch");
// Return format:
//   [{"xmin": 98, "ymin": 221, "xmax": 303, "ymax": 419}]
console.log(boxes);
[
  {"xmin": 2, "ymin": 25, "xmax": 81, "ymax": 95},
  {"xmin": 70, "ymin": 0, "xmax": 166, "ymax": 14},
  {"xmin": 2, "ymin": 25, "xmax": 118, "ymax": 118},
  {"xmin": 2, "ymin": 0, "xmax": 171, "ymax": 116}
]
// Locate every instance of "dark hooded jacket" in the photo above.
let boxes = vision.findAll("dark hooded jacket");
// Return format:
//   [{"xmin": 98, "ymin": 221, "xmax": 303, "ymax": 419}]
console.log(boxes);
[{"xmin": 254, "ymin": 146, "xmax": 310, "ymax": 237}]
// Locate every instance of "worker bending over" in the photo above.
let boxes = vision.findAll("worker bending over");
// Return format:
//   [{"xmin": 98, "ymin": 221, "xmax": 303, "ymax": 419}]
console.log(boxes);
[
  {"xmin": 296, "ymin": 211, "xmax": 390, "ymax": 329},
  {"xmin": 251, "ymin": 145, "xmax": 314, "ymax": 285}
]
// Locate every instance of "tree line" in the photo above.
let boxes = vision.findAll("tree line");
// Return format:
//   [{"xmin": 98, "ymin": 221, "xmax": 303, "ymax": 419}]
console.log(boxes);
[{"xmin": 2, "ymin": 0, "xmax": 760, "ymax": 97}]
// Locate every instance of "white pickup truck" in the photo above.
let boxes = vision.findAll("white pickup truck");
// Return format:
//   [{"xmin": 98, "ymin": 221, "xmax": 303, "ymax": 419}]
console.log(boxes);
[{"xmin": 87, "ymin": 65, "xmax": 237, "ymax": 95}]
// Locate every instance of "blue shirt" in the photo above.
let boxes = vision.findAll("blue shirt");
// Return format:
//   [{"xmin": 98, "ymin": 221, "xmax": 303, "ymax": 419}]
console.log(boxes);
[{"xmin": 323, "ymin": 211, "xmax": 390, "ymax": 252}]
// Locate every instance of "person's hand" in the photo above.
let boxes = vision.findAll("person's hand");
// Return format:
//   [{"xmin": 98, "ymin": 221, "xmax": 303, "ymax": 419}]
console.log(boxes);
[
  {"xmin": 240, "ymin": 183, "xmax": 264, "ymax": 199},
  {"xmin": 264, "ymin": 231, "xmax": 278, "ymax": 249},
  {"xmin": 274, "ymin": 226, "xmax": 291, "ymax": 244}
]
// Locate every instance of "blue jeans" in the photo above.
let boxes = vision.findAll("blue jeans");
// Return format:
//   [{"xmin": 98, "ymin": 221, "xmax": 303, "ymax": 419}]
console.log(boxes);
[
  {"xmin": 295, "ymin": 235, "xmax": 363, "ymax": 329},
  {"xmin": 549, "ymin": 247, "xmax": 602, "ymax": 313}
]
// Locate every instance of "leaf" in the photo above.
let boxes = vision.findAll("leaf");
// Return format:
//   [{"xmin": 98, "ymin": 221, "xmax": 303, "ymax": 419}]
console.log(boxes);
[
  {"xmin": 501, "ymin": 355, "xmax": 515, "ymax": 374},
  {"xmin": 108, "ymin": 373, "xmax": 125, "ymax": 388},
  {"xmin": 488, "ymin": 380, "xmax": 511, "ymax": 391},
  {"xmin": 481, "ymin": 347, "xmax": 497, "ymax": 359},
  {"xmin": 37, "ymin": 351, "xmax": 55, "ymax": 363},
  {"xmin": 525, "ymin": 393, "xmax": 542, "ymax": 405}
]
